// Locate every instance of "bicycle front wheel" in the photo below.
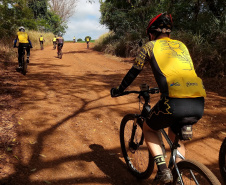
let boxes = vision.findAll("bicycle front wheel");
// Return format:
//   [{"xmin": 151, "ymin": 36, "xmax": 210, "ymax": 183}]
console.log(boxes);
[
  {"xmin": 219, "ymin": 138, "xmax": 226, "ymax": 184},
  {"xmin": 120, "ymin": 114, "xmax": 154, "ymax": 179},
  {"xmin": 172, "ymin": 159, "xmax": 221, "ymax": 185}
]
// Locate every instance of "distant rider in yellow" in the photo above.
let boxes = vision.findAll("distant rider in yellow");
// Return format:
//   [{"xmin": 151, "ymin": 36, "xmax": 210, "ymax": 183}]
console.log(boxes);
[
  {"xmin": 39, "ymin": 35, "xmax": 45, "ymax": 49},
  {"xmin": 73, "ymin": 36, "xmax": 76, "ymax": 43},
  {"xmin": 53, "ymin": 36, "xmax": 57, "ymax": 49},
  {"xmin": 13, "ymin": 26, "xmax": 33, "ymax": 69}
]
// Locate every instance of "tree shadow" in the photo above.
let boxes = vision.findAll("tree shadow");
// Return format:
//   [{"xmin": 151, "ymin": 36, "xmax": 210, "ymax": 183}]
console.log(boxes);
[{"xmin": 0, "ymin": 50, "xmax": 225, "ymax": 184}]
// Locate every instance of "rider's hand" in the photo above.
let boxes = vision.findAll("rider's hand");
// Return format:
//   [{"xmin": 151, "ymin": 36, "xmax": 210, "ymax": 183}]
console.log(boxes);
[{"xmin": 111, "ymin": 87, "xmax": 122, "ymax": 97}]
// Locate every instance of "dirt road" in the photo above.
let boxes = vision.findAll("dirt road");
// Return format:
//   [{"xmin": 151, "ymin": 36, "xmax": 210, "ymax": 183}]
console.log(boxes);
[{"xmin": 0, "ymin": 43, "xmax": 225, "ymax": 185}]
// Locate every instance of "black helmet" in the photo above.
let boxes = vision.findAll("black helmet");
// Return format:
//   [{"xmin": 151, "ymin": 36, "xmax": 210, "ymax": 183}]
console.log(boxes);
[{"xmin": 146, "ymin": 13, "xmax": 173, "ymax": 36}]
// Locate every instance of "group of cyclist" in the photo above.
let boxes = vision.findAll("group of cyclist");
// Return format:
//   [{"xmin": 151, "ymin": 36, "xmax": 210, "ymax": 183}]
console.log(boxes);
[
  {"xmin": 12, "ymin": 12, "xmax": 224, "ymax": 184},
  {"xmin": 14, "ymin": 27, "xmax": 65, "ymax": 69}
]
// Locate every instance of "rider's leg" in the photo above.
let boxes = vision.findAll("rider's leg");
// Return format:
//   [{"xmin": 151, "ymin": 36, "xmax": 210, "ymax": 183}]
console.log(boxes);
[
  {"xmin": 143, "ymin": 122, "xmax": 173, "ymax": 183},
  {"xmin": 168, "ymin": 127, "xmax": 185, "ymax": 163},
  {"xmin": 26, "ymin": 45, "xmax": 30, "ymax": 63},
  {"xmin": 18, "ymin": 46, "xmax": 23, "ymax": 67}
]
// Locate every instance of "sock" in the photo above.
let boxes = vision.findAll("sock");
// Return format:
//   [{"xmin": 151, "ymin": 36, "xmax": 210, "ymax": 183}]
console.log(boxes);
[{"xmin": 154, "ymin": 154, "xmax": 167, "ymax": 172}]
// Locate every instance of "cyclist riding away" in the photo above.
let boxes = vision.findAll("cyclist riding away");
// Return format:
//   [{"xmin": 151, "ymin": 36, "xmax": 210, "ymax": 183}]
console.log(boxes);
[
  {"xmin": 73, "ymin": 36, "xmax": 76, "ymax": 43},
  {"xmin": 56, "ymin": 34, "xmax": 64, "ymax": 57},
  {"xmin": 13, "ymin": 26, "xmax": 33, "ymax": 69},
  {"xmin": 111, "ymin": 13, "xmax": 206, "ymax": 184},
  {"xmin": 53, "ymin": 35, "xmax": 57, "ymax": 48},
  {"xmin": 39, "ymin": 35, "xmax": 45, "ymax": 49},
  {"xmin": 85, "ymin": 36, "xmax": 90, "ymax": 48}
]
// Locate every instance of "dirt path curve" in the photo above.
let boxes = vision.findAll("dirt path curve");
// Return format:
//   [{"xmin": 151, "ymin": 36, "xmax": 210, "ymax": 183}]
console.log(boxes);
[{"xmin": 1, "ymin": 43, "xmax": 226, "ymax": 185}]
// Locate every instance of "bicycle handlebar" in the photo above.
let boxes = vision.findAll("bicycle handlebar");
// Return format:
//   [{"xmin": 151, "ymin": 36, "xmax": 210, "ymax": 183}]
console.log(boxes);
[{"xmin": 118, "ymin": 87, "xmax": 159, "ymax": 97}]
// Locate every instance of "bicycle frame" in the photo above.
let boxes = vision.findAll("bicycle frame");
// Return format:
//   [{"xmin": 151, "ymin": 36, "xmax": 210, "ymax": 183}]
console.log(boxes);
[{"xmin": 119, "ymin": 87, "xmax": 201, "ymax": 185}]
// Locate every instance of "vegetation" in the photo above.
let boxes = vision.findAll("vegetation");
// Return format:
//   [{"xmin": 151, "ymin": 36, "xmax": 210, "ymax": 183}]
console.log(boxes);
[{"xmin": 95, "ymin": 0, "xmax": 226, "ymax": 78}]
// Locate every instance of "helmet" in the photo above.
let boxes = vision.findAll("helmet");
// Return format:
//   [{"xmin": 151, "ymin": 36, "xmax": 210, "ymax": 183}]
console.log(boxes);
[
  {"xmin": 19, "ymin": 26, "xmax": 25, "ymax": 32},
  {"xmin": 146, "ymin": 13, "xmax": 173, "ymax": 36}
]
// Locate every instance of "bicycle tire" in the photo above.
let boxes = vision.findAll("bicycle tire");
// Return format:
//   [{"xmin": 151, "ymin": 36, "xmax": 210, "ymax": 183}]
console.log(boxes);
[
  {"xmin": 22, "ymin": 54, "xmax": 27, "ymax": 75},
  {"xmin": 172, "ymin": 159, "xmax": 221, "ymax": 185},
  {"xmin": 120, "ymin": 114, "xmax": 154, "ymax": 179},
  {"xmin": 59, "ymin": 50, "xmax": 62, "ymax": 59},
  {"xmin": 219, "ymin": 138, "xmax": 226, "ymax": 184}
]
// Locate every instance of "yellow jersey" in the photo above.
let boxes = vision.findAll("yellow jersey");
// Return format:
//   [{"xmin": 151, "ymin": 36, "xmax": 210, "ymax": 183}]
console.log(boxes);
[
  {"xmin": 134, "ymin": 37, "xmax": 206, "ymax": 98},
  {"xmin": 17, "ymin": 31, "xmax": 29, "ymax": 43},
  {"xmin": 40, "ymin": 37, "xmax": 44, "ymax": 41},
  {"xmin": 53, "ymin": 38, "xmax": 56, "ymax": 42}
]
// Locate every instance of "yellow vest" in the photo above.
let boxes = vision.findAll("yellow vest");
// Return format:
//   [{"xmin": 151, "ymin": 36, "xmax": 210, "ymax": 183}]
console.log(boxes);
[
  {"xmin": 17, "ymin": 32, "xmax": 29, "ymax": 43},
  {"xmin": 53, "ymin": 38, "xmax": 56, "ymax": 42},
  {"xmin": 86, "ymin": 38, "xmax": 90, "ymax": 42},
  {"xmin": 40, "ymin": 37, "xmax": 44, "ymax": 41}
]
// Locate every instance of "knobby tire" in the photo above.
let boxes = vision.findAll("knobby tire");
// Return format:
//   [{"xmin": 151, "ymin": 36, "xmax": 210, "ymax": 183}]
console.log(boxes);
[
  {"xmin": 219, "ymin": 138, "xmax": 226, "ymax": 184},
  {"xmin": 120, "ymin": 114, "xmax": 154, "ymax": 179},
  {"xmin": 172, "ymin": 159, "xmax": 221, "ymax": 185},
  {"xmin": 22, "ymin": 51, "xmax": 27, "ymax": 75}
]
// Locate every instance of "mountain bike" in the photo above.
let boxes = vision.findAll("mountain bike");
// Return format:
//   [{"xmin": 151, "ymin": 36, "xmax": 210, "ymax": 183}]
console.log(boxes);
[
  {"xmin": 15, "ymin": 46, "xmax": 28, "ymax": 75},
  {"xmin": 219, "ymin": 137, "xmax": 226, "ymax": 184},
  {"xmin": 53, "ymin": 42, "xmax": 56, "ymax": 50},
  {"xmin": 115, "ymin": 84, "xmax": 221, "ymax": 185},
  {"xmin": 87, "ymin": 41, "xmax": 89, "ymax": 49},
  {"xmin": 58, "ymin": 45, "xmax": 63, "ymax": 59},
  {"xmin": 40, "ymin": 42, "xmax": 44, "ymax": 50}
]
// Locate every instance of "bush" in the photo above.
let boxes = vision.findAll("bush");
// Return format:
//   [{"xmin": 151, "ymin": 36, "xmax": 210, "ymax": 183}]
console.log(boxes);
[{"xmin": 77, "ymin": 38, "xmax": 82, "ymax": 41}]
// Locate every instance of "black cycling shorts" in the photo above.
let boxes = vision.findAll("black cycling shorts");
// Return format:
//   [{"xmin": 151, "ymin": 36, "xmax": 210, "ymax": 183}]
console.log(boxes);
[{"xmin": 146, "ymin": 97, "xmax": 204, "ymax": 134}]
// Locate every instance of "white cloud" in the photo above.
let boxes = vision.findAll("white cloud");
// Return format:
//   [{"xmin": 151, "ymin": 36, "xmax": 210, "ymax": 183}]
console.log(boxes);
[{"xmin": 64, "ymin": 0, "xmax": 109, "ymax": 41}]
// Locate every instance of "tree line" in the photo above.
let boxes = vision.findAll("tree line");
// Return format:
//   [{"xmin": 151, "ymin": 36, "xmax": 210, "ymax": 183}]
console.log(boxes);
[
  {"xmin": 0, "ymin": 0, "xmax": 78, "ymax": 40},
  {"xmin": 98, "ymin": 0, "xmax": 226, "ymax": 77}
]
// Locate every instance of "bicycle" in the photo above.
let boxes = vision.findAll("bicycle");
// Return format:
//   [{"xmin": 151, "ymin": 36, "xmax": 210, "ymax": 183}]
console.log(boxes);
[
  {"xmin": 87, "ymin": 42, "xmax": 89, "ymax": 49},
  {"xmin": 58, "ymin": 45, "xmax": 63, "ymax": 59},
  {"xmin": 15, "ymin": 46, "xmax": 28, "ymax": 75},
  {"xmin": 219, "ymin": 137, "xmax": 226, "ymax": 184},
  {"xmin": 53, "ymin": 42, "xmax": 56, "ymax": 50},
  {"xmin": 40, "ymin": 42, "xmax": 44, "ymax": 50},
  {"xmin": 116, "ymin": 84, "xmax": 221, "ymax": 184}
]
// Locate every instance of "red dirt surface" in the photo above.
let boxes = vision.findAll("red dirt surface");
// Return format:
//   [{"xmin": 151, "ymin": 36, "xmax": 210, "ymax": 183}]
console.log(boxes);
[{"xmin": 0, "ymin": 43, "xmax": 225, "ymax": 185}]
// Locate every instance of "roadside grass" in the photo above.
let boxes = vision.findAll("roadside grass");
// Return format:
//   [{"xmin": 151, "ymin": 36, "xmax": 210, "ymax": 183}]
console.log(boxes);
[{"xmin": 27, "ymin": 30, "xmax": 54, "ymax": 50}]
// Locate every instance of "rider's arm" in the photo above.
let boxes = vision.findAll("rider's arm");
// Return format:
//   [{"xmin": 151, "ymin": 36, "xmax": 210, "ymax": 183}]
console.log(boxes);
[
  {"xmin": 14, "ymin": 35, "xmax": 18, "ymax": 47},
  {"xmin": 117, "ymin": 43, "xmax": 152, "ymax": 92},
  {"xmin": 28, "ymin": 36, "xmax": 33, "ymax": 48},
  {"xmin": 118, "ymin": 66, "xmax": 141, "ymax": 92}
]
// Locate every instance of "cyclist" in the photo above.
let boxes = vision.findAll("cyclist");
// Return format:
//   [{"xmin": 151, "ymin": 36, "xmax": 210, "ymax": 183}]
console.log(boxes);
[
  {"xmin": 73, "ymin": 36, "xmax": 76, "ymax": 43},
  {"xmin": 13, "ymin": 26, "xmax": 33, "ymax": 69},
  {"xmin": 53, "ymin": 35, "xmax": 57, "ymax": 49},
  {"xmin": 85, "ymin": 36, "xmax": 90, "ymax": 48},
  {"xmin": 39, "ymin": 35, "xmax": 45, "ymax": 49},
  {"xmin": 56, "ymin": 34, "xmax": 64, "ymax": 57},
  {"xmin": 111, "ymin": 13, "xmax": 206, "ymax": 184}
]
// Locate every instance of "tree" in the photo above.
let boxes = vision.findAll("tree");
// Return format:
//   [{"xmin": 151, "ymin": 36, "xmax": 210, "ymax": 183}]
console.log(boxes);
[{"xmin": 49, "ymin": 0, "xmax": 78, "ymax": 22}]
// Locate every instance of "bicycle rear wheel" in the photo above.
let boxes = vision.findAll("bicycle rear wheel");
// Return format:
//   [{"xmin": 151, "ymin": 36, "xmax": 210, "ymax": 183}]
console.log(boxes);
[
  {"xmin": 219, "ymin": 138, "xmax": 226, "ymax": 184},
  {"xmin": 59, "ymin": 50, "xmax": 62, "ymax": 59},
  {"xmin": 172, "ymin": 159, "xmax": 221, "ymax": 185},
  {"xmin": 22, "ymin": 54, "xmax": 27, "ymax": 75},
  {"xmin": 120, "ymin": 114, "xmax": 154, "ymax": 179}
]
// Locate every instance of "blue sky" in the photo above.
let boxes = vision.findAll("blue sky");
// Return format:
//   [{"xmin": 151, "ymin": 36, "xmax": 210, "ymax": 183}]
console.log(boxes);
[{"xmin": 64, "ymin": 0, "xmax": 109, "ymax": 41}]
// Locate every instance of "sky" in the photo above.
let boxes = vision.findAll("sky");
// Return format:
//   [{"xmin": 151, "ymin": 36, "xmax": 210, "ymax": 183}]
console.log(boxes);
[{"xmin": 64, "ymin": 0, "xmax": 109, "ymax": 41}]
